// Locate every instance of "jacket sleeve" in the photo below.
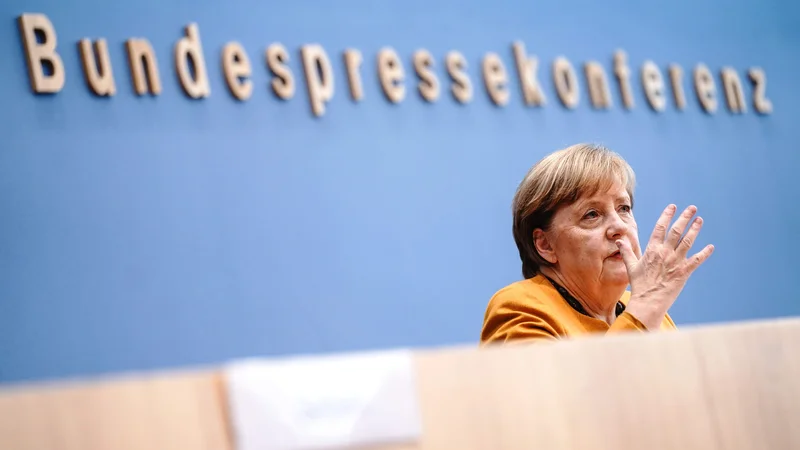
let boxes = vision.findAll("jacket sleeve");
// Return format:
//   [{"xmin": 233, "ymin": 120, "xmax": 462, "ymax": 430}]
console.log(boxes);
[{"xmin": 607, "ymin": 311, "xmax": 648, "ymax": 333}]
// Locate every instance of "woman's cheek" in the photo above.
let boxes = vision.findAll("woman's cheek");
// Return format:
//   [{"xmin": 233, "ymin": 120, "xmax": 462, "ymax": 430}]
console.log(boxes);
[{"xmin": 627, "ymin": 221, "xmax": 641, "ymax": 252}]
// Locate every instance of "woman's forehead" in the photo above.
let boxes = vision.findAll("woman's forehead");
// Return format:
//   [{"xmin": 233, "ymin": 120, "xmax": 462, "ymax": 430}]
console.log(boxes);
[{"xmin": 576, "ymin": 183, "xmax": 630, "ymax": 204}]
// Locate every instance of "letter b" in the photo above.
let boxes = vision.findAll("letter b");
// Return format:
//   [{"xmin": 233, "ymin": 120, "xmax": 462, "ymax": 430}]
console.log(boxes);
[{"xmin": 18, "ymin": 13, "xmax": 65, "ymax": 94}]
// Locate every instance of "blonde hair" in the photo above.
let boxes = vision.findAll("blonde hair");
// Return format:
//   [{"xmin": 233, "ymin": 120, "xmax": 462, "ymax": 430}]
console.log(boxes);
[{"xmin": 512, "ymin": 143, "xmax": 636, "ymax": 279}]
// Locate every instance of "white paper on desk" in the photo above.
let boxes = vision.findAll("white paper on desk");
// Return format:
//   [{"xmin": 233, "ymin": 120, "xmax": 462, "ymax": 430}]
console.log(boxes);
[{"xmin": 224, "ymin": 349, "xmax": 422, "ymax": 450}]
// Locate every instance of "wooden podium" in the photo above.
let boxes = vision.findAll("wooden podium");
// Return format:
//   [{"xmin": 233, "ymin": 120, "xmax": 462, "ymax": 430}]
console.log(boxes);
[{"xmin": 1, "ymin": 317, "xmax": 799, "ymax": 450}]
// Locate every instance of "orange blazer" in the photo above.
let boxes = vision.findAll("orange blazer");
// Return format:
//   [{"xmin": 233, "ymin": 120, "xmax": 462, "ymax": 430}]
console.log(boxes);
[{"xmin": 481, "ymin": 274, "xmax": 676, "ymax": 344}]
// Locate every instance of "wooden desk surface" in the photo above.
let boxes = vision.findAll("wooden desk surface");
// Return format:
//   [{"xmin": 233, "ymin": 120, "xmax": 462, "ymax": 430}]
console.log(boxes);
[{"xmin": 1, "ymin": 317, "xmax": 798, "ymax": 450}]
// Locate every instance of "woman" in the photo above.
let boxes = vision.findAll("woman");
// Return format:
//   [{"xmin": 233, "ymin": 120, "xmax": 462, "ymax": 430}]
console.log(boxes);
[{"xmin": 480, "ymin": 143, "xmax": 714, "ymax": 343}]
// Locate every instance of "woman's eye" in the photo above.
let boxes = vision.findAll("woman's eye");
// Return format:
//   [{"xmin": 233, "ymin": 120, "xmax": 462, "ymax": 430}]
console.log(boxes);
[
  {"xmin": 583, "ymin": 210, "xmax": 599, "ymax": 219},
  {"xmin": 619, "ymin": 205, "xmax": 632, "ymax": 213}
]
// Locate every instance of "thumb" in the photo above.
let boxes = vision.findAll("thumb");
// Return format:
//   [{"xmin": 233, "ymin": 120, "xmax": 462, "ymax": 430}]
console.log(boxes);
[{"xmin": 615, "ymin": 239, "xmax": 637, "ymax": 273}]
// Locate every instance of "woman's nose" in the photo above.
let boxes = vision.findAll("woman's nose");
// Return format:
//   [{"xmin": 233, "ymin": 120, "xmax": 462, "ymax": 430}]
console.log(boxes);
[{"xmin": 607, "ymin": 214, "xmax": 628, "ymax": 239}]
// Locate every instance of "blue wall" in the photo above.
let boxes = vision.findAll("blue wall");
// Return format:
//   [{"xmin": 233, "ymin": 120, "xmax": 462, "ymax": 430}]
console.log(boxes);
[{"xmin": 2, "ymin": 0, "xmax": 798, "ymax": 383}]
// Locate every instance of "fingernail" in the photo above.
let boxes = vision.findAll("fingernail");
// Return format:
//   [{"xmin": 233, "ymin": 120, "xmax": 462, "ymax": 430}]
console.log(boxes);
[{"xmin": 667, "ymin": 204, "xmax": 676, "ymax": 212}]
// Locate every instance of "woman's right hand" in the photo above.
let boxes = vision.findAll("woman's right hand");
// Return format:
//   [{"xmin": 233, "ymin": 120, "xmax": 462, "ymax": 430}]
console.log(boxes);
[{"xmin": 615, "ymin": 204, "xmax": 715, "ymax": 330}]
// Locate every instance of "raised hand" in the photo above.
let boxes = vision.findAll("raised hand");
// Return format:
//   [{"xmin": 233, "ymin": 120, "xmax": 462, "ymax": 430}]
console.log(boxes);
[{"xmin": 615, "ymin": 204, "xmax": 715, "ymax": 330}]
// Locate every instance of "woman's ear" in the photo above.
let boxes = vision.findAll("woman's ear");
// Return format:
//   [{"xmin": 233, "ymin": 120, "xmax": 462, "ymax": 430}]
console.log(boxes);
[{"xmin": 533, "ymin": 229, "xmax": 558, "ymax": 264}]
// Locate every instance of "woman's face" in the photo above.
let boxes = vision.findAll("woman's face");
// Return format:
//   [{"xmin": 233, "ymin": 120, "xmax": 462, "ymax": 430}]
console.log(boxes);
[{"xmin": 536, "ymin": 182, "xmax": 641, "ymax": 294}]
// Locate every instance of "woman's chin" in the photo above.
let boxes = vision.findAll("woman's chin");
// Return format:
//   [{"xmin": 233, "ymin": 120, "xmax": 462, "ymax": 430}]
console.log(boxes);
[{"xmin": 603, "ymin": 270, "xmax": 630, "ymax": 287}]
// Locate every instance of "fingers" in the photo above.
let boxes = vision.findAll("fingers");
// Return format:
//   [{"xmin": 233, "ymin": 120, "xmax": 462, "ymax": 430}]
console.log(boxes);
[
  {"xmin": 615, "ymin": 239, "xmax": 638, "ymax": 274},
  {"xmin": 686, "ymin": 244, "xmax": 715, "ymax": 273},
  {"xmin": 665, "ymin": 205, "xmax": 698, "ymax": 248},
  {"xmin": 649, "ymin": 204, "xmax": 676, "ymax": 245},
  {"xmin": 677, "ymin": 216, "xmax": 703, "ymax": 258}
]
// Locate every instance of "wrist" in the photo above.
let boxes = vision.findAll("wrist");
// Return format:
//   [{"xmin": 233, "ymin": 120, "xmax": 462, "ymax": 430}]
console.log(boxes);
[{"xmin": 625, "ymin": 294, "xmax": 668, "ymax": 330}]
